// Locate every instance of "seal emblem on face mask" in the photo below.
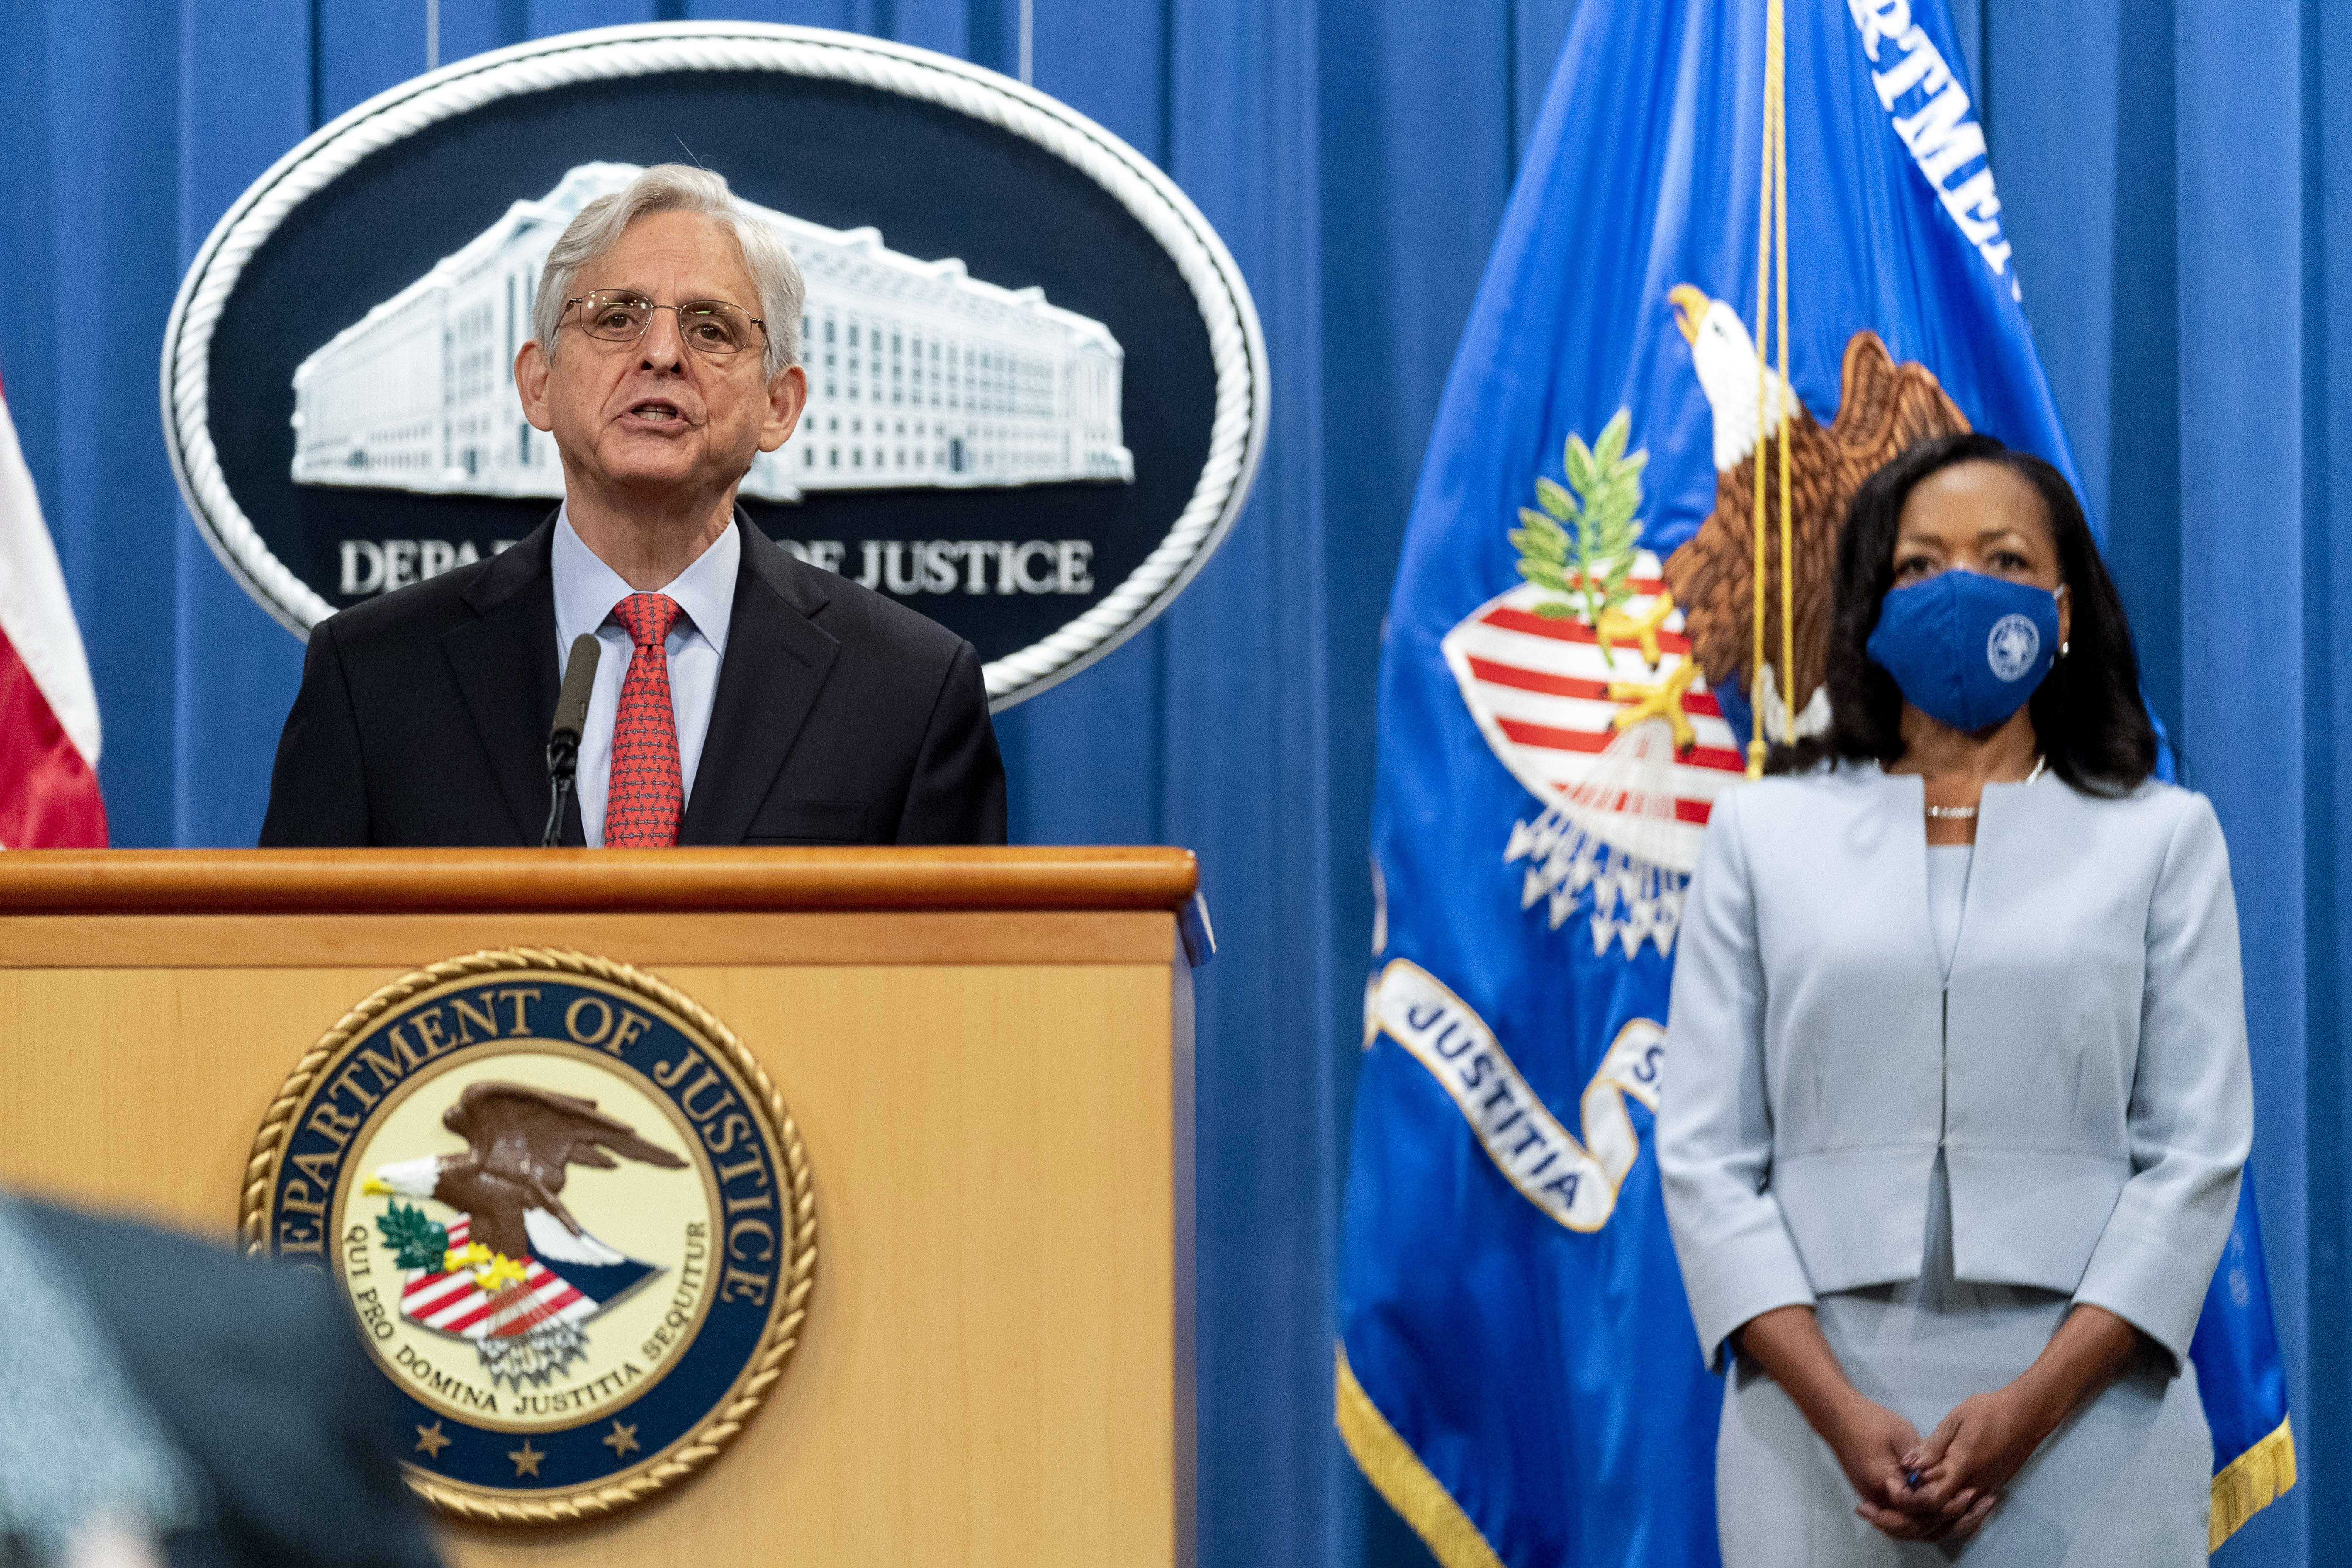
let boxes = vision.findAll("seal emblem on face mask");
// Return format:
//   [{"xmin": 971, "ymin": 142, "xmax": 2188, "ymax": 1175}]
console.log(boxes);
[
  {"xmin": 244, "ymin": 949, "xmax": 814, "ymax": 1522},
  {"xmin": 1987, "ymin": 612, "xmax": 2041, "ymax": 682}
]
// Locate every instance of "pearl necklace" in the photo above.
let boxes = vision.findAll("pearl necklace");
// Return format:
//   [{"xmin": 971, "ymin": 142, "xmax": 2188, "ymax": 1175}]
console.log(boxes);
[{"xmin": 1925, "ymin": 755, "xmax": 2046, "ymax": 820}]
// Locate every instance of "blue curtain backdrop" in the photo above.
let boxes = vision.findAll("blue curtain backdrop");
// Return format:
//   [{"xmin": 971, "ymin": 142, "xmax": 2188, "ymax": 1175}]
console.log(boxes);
[{"xmin": 0, "ymin": 2, "xmax": 2343, "ymax": 1565}]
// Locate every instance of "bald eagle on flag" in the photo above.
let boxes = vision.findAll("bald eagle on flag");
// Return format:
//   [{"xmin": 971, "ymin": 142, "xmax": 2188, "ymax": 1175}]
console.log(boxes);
[{"xmin": 1660, "ymin": 286, "xmax": 1968, "ymax": 734}]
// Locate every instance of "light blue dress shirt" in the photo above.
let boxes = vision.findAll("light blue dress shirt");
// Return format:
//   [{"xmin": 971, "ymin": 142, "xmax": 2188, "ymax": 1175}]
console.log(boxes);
[{"xmin": 550, "ymin": 508, "xmax": 738, "ymax": 846}]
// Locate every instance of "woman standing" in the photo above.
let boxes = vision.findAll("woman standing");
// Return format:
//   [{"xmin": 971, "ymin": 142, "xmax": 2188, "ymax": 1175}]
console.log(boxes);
[{"xmin": 1658, "ymin": 432, "xmax": 2251, "ymax": 1564}]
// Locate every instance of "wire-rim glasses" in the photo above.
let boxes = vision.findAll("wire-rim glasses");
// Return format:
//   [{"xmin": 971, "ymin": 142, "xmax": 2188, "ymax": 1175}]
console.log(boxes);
[{"xmin": 564, "ymin": 291, "xmax": 767, "ymax": 356}]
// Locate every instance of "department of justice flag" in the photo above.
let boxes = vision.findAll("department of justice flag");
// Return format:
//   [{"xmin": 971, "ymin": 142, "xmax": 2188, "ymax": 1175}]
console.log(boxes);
[{"xmin": 1339, "ymin": 0, "xmax": 2293, "ymax": 1562}]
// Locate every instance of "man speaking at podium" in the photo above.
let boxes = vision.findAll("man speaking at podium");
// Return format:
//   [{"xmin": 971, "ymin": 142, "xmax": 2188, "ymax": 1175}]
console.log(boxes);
[{"xmin": 261, "ymin": 163, "xmax": 1005, "ymax": 848}]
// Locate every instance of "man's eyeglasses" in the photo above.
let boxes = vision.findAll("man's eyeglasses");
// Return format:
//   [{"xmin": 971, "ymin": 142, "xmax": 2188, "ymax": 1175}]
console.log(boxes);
[{"xmin": 563, "ymin": 291, "xmax": 766, "ymax": 357}]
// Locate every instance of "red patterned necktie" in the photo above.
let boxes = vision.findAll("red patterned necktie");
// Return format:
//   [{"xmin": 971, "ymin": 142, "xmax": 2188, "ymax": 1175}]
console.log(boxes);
[{"xmin": 603, "ymin": 592, "xmax": 685, "ymax": 848}]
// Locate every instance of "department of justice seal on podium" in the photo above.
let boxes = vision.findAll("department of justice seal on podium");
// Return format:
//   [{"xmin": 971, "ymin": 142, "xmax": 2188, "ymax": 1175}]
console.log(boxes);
[{"xmin": 243, "ymin": 949, "xmax": 816, "ymax": 1522}]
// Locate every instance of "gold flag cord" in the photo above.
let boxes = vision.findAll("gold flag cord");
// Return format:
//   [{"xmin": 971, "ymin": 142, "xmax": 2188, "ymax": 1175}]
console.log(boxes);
[
  {"xmin": 1747, "ymin": 0, "xmax": 1791, "ymax": 778},
  {"xmin": 1774, "ymin": 0, "xmax": 1794, "ymax": 753}
]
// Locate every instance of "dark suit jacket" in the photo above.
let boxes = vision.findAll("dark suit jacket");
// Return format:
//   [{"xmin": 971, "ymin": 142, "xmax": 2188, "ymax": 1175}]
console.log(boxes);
[
  {"xmin": 260, "ymin": 513, "xmax": 1006, "ymax": 847},
  {"xmin": 17, "ymin": 1200, "xmax": 442, "ymax": 1568}
]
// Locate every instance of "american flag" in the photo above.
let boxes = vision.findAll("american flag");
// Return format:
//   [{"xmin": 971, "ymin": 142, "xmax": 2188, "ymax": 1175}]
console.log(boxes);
[
  {"xmin": 398, "ymin": 1217, "xmax": 598, "ymax": 1340},
  {"xmin": 0, "ymin": 377, "xmax": 104, "ymax": 847},
  {"xmin": 1440, "ymin": 551, "xmax": 1746, "ymax": 873}
]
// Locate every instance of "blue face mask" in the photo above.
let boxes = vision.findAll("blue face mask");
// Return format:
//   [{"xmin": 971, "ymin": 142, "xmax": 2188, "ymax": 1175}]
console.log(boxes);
[{"xmin": 1865, "ymin": 569, "xmax": 2061, "ymax": 732}]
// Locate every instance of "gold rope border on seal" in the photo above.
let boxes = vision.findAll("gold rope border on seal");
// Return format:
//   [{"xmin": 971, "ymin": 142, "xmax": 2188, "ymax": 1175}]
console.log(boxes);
[{"xmin": 236, "ymin": 946, "xmax": 819, "ymax": 1525}]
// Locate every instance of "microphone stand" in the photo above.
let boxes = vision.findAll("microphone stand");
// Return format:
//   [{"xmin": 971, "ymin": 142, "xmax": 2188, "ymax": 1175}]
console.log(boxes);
[
  {"xmin": 542, "ymin": 732, "xmax": 579, "ymax": 848},
  {"xmin": 544, "ymin": 633, "xmax": 601, "ymax": 848}
]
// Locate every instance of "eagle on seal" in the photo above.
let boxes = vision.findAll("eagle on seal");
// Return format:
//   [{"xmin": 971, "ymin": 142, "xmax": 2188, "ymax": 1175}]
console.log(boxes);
[
  {"xmin": 365, "ymin": 1080, "xmax": 686, "ymax": 1266},
  {"xmin": 1659, "ymin": 284, "xmax": 1970, "ymax": 732}
]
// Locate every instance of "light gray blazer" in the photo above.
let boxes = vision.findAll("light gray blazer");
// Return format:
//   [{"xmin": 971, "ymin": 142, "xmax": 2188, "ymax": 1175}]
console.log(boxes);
[{"xmin": 1658, "ymin": 763, "xmax": 2252, "ymax": 1369}]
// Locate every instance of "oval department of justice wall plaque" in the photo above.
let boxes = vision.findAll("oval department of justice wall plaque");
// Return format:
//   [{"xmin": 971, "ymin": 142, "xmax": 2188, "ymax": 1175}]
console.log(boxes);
[
  {"xmin": 163, "ymin": 22, "xmax": 1268, "ymax": 710},
  {"xmin": 243, "ymin": 949, "xmax": 815, "ymax": 1522}
]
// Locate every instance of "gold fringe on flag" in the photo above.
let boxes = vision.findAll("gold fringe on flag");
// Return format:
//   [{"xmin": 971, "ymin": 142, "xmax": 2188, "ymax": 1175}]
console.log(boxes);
[
  {"xmin": 2209, "ymin": 1415, "xmax": 2296, "ymax": 1551},
  {"xmin": 1334, "ymin": 1345, "xmax": 1506, "ymax": 1568}
]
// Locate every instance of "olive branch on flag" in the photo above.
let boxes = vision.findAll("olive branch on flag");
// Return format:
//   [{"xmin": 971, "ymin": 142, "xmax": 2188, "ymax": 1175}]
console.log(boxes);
[
  {"xmin": 376, "ymin": 1200, "xmax": 449, "ymax": 1271},
  {"xmin": 1509, "ymin": 408, "xmax": 1650, "ymax": 666}
]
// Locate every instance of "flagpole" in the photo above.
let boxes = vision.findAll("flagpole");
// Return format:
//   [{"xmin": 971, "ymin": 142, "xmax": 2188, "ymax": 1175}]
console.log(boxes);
[{"xmin": 1745, "ymin": 0, "xmax": 1794, "ymax": 778}]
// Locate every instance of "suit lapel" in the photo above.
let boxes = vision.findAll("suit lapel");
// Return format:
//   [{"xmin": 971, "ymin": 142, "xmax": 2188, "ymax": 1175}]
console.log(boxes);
[
  {"xmin": 1959, "ymin": 767, "xmax": 2072, "ymax": 981},
  {"xmin": 680, "ymin": 515, "xmax": 840, "ymax": 845},
  {"xmin": 441, "ymin": 518, "xmax": 562, "ymax": 843}
]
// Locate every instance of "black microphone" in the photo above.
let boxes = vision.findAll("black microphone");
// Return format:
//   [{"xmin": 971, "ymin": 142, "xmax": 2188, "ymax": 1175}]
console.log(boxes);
[{"xmin": 542, "ymin": 634, "xmax": 601, "ymax": 847}]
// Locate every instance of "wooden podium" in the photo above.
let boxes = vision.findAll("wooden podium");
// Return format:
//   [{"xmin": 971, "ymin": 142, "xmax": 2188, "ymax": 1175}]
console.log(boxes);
[{"xmin": 0, "ymin": 847, "xmax": 1199, "ymax": 1568}]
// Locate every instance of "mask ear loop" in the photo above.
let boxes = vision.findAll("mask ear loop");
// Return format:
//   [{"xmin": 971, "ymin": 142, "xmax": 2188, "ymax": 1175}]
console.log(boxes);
[{"xmin": 2055, "ymin": 583, "xmax": 2070, "ymax": 658}]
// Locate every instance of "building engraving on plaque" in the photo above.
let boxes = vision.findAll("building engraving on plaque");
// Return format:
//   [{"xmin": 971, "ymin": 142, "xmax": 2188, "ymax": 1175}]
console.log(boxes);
[{"xmin": 290, "ymin": 161, "xmax": 1133, "ymax": 505}]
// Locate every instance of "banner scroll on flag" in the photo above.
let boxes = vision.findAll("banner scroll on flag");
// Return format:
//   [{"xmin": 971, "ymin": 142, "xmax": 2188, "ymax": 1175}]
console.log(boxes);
[
  {"xmin": 0, "ymin": 377, "xmax": 105, "ymax": 849},
  {"xmin": 1341, "ymin": 0, "xmax": 2291, "ymax": 1562}
]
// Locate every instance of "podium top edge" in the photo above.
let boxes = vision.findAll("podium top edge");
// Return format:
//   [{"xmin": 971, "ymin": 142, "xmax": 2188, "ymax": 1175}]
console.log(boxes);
[{"xmin": 0, "ymin": 847, "xmax": 1201, "ymax": 916}]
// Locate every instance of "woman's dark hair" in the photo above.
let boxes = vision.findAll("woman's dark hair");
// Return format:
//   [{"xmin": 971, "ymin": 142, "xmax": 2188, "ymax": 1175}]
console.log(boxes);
[{"xmin": 1770, "ymin": 431, "xmax": 2156, "ymax": 794}]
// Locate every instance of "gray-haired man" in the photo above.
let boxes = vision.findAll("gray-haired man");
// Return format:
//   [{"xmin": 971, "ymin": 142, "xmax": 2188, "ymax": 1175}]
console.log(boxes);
[{"xmin": 262, "ymin": 164, "xmax": 1005, "ymax": 848}]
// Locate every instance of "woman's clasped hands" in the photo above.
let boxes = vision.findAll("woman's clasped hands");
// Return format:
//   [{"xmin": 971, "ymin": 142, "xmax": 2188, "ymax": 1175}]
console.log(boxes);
[
  {"xmin": 1833, "ymin": 1383, "xmax": 2054, "ymax": 1543},
  {"xmin": 1739, "ymin": 1300, "xmax": 2142, "ymax": 1549}
]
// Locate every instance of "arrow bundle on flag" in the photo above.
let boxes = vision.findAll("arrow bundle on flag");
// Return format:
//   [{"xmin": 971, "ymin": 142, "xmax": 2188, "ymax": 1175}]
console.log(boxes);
[
  {"xmin": 1342, "ymin": 0, "xmax": 2290, "ymax": 1561},
  {"xmin": 0, "ymin": 379, "xmax": 104, "ymax": 849}
]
